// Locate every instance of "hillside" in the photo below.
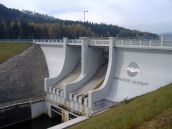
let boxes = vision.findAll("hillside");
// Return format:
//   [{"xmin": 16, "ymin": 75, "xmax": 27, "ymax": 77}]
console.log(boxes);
[
  {"xmin": 0, "ymin": 4, "xmax": 59, "ymax": 23},
  {"xmin": 0, "ymin": 42, "xmax": 31, "ymax": 63},
  {"xmin": 0, "ymin": 4, "xmax": 159, "ymax": 39},
  {"xmin": 160, "ymin": 32, "xmax": 172, "ymax": 40},
  {"xmin": 68, "ymin": 83, "xmax": 172, "ymax": 129}
]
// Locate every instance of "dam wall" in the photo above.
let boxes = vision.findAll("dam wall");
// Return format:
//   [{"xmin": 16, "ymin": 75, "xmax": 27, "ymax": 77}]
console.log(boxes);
[
  {"xmin": 44, "ymin": 38, "xmax": 81, "ymax": 93},
  {"xmin": 41, "ymin": 44, "xmax": 64, "ymax": 78},
  {"xmin": 35, "ymin": 38, "xmax": 172, "ymax": 115},
  {"xmin": 106, "ymin": 47, "xmax": 172, "ymax": 102},
  {"xmin": 89, "ymin": 38, "xmax": 116, "ymax": 112},
  {"xmin": 40, "ymin": 38, "xmax": 81, "ymax": 96},
  {"xmin": 65, "ymin": 37, "xmax": 105, "ymax": 100},
  {"xmin": 89, "ymin": 38, "xmax": 172, "ymax": 112}
]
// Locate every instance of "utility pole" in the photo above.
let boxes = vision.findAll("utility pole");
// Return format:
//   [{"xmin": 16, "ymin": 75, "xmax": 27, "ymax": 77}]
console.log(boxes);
[
  {"xmin": 84, "ymin": 10, "xmax": 88, "ymax": 22},
  {"xmin": 83, "ymin": 11, "xmax": 88, "ymax": 37}
]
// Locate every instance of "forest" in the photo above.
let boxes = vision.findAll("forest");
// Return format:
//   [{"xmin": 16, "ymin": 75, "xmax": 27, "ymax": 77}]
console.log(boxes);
[{"xmin": 0, "ymin": 4, "xmax": 159, "ymax": 39}]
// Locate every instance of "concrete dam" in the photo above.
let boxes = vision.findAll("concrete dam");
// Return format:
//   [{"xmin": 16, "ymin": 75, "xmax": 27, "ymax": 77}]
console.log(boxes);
[{"xmin": 34, "ymin": 37, "xmax": 172, "ymax": 128}]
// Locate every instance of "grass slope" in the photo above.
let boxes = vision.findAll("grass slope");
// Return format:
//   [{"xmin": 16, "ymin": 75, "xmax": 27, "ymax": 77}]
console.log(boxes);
[
  {"xmin": 137, "ymin": 107, "xmax": 172, "ymax": 129},
  {"xmin": 0, "ymin": 42, "xmax": 32, "ymax": 63},
  {"xmin": 68, "ymin": 84, "xmax": 172, "ymax": 129}
]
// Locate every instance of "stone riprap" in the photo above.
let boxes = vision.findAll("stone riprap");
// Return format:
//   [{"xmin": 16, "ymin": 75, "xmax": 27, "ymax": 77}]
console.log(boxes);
[{"xmin": 0, "ymin": 45, "xmax": 48, "ymax": 103}]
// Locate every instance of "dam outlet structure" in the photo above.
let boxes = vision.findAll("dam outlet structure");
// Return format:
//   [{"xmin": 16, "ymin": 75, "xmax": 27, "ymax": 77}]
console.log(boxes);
[{"xmin": 34, "ymin": 37, "xmax": 172, "ymax": 128}]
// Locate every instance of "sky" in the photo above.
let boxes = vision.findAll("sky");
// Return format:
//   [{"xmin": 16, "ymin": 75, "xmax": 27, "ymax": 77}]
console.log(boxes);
[{"xmin": 0, "ymin": 0, "xmax": 172, "ymax": 33}]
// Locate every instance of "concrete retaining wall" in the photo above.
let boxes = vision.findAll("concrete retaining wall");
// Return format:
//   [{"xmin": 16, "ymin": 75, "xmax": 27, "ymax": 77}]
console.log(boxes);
[
  {"xmin": 0, "ymin": 101, "xmax": 47, "ymax": 128},
  {"xmin": 0, "ymin": 104, "xmax": 31, "ymax": 128},
  {"xmin": 31, "ymin": 101, "xmax": 46, "ymax": 119}
]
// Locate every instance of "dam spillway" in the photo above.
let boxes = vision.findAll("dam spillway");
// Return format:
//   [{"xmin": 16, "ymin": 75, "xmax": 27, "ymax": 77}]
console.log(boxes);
[{"xmin": 34, "ymin": 37, "xmax": 172, "ymax": 128}]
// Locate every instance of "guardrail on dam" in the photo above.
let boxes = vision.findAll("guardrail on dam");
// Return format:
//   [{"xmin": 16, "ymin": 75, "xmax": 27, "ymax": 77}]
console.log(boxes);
[{"xmin": 34, "ymin": 37, "xmax": 172, "ymax": 128}]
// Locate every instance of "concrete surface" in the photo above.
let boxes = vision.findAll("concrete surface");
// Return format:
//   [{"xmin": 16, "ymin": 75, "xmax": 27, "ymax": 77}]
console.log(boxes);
[
  {"xmin": 41, "ymin": 45, "xmax": 64, "ymax": 78},
  {"xmin": 53, "ymin": 64, "xmax": 81, "ymax": 89},
  {"xmin": 76, "ymin": 65, "xmax": 107, "ymax": 95}
]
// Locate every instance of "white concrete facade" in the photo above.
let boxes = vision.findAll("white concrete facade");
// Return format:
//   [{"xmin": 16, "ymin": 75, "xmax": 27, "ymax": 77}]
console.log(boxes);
[
  {"xmin": 35, "ymin": 37, "xmax": 172, "ymax": 115},
  {"xmin": 31, "ymin": 101, "xmax": 46, "ymax": 119},
  {"xmin": 41, "ymin": 45, "xmax": 64, "ymax": 78},
  {"xmin": 106, "ymin": 48, "xmax": 172, "ymax": 102},
  {"xmin": 43, "ymin": 38, "xmax": 81, "ymax": 92},
  {"xmin": 64, "ymin": 37, "xmax": 105, "ymax": 100}
]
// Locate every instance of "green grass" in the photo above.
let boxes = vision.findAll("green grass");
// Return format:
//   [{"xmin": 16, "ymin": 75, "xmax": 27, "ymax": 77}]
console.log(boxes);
[
  {"xmin": 137, "ymin": 107, "xmax": 172, "ymax": 129},
  {"xmin": 68, "ymin": 84, "xmax": 172, "ymax": 129},
  {"xmin": 0, "ymin": 42, "xmax": 32, "ymax": 63}
]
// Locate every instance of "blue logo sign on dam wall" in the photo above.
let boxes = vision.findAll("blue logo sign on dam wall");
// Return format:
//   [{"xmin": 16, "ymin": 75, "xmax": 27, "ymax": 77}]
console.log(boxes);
[{"xmin": 126, "ymin": 62, "xmax": 140, "ymax": 77}]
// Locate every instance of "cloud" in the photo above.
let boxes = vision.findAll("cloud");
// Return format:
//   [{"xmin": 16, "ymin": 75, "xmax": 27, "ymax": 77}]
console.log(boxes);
[{"xmin": 0, "ymin": 0, "xmax": 172, "ymax": 33}]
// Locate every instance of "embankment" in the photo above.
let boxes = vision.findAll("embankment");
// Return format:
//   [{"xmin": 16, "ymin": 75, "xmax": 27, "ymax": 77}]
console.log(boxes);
[{"xmin": 0, "ymin": 44, "xmax": 48, "ymax": 128}]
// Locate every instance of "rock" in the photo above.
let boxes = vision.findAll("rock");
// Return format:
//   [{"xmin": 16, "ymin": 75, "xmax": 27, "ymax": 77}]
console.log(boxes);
[{"xmin": 0, "ymin": 45, "xmax": 48, "ymax": 103}]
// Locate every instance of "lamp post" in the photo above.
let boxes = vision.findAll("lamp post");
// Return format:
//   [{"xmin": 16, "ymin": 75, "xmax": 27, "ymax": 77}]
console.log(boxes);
[
  {"xmin": 84, "ymin": 10, "xmax": 88, "ymax": 22},
  {"xmin": 83, "ymin": 11, "xmax": 88, "ymax": 37}
]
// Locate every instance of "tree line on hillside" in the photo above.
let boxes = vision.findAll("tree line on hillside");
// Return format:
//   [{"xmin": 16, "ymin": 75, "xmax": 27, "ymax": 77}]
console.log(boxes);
[
  {"xmin": 0, "ymin": 3, "xmax": 159, "ymax": 39},
  {"xmin": 0, "ymin": 20, "xmax": 159, "ymax": 39}
]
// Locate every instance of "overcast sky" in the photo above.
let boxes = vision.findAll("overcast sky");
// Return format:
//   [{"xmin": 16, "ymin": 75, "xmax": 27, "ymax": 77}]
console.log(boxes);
[{"xmin": 0, "ymin": 0, "xmax": 172, "ymax": 33}]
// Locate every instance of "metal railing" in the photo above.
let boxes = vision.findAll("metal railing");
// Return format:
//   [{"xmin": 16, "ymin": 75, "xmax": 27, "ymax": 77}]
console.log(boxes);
[
  {"xmin": 68, "ymin": 39, "xmax": 82, "ymax": 44},
  {"xmin": 46, "ymin": 97, "xmax": 85, "ymax": 116},
  {"xmin": 33, "ymin": 38, "xmax": 172, "ymax": 48},
  {"xmin": 115, "ymin": 39, "xmax": 172, "ymax": 47},
  {"xmin": 34, "ymin": 39, "xmax": 82, "ymax": 44},
  {"xmin": 89, "ymin": 39, "xmax": 110, "ymax": 46},
  {"xmin": 33, "ymin": 39, "xmax": 63, "ymax": 43},
  {"xmin": 0, "ymin": 96, "xmax": 45, "ymax": 109}
]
